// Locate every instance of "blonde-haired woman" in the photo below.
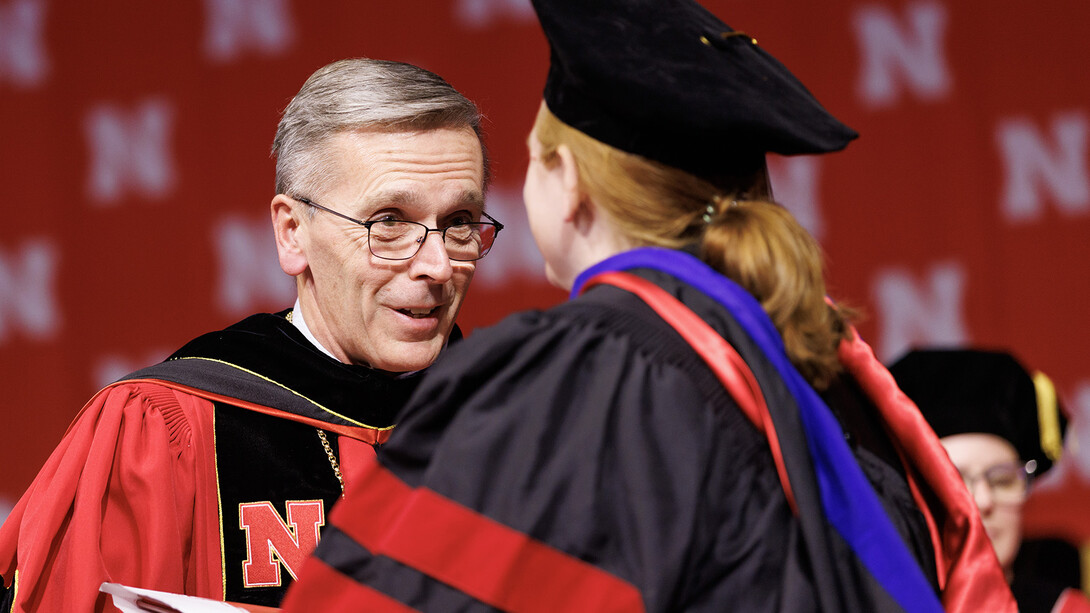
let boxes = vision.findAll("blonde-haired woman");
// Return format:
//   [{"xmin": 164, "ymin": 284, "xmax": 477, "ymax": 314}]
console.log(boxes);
[{"xmin": 284, "ymin": 1, "xmax": 1015, "ymax": 611}]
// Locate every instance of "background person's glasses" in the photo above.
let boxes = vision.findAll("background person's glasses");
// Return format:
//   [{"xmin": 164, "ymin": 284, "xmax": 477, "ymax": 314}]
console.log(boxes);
[
  {"xmin": 959, "ymin": 459, "xmax": 1037, "ymax": 505},
  {"xmin": 295, "ymin": 196, "xmax": 503, "ymax": 261}
]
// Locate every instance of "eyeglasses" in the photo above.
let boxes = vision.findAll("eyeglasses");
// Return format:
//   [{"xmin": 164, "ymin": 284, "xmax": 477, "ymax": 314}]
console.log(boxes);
[
  {"xmin": 958, "ymin": 459, "xmax": 1037, "ymax": 505},
  {"xmin": 294, "ymin": 196, "xmax": 502, "ymax": 261}
]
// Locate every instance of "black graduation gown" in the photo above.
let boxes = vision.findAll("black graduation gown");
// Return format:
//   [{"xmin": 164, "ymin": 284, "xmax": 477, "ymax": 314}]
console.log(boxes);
[{"xmin": 296, "ymin": 268, "xmax": 937, "ymax": 612}]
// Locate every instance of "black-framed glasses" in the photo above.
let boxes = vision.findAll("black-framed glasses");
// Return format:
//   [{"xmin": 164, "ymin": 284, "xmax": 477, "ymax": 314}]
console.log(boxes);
[
  {"xmin": 959, "ymin": 459, "xmax": 1037, "ymax": 505},
  {"xmin": 294, "ymin": 196, "xmax": 502, "ymax": 261}
]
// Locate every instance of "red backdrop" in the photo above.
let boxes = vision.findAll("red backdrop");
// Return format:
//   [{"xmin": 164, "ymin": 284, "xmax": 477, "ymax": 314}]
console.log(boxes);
[{"xmin": 3, "ymin": 0, "xmax": 1090, "ymax": 524}]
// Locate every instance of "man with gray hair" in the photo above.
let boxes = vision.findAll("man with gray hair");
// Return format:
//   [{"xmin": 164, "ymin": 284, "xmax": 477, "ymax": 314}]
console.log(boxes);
[{"xmin": 0, "ymin": 58, "xmax": 500, "ymax": 612}]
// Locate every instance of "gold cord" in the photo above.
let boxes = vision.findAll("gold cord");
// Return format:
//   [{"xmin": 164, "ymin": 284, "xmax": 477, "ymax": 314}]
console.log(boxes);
[
  {"xmin": 286, "ymin": 311, "xmax": 345, "ymax": 496},
  {"xmin": 316, "ymin": 429, "xmax": 345, "ymax": 497},
  {"xmin": 290, "ymin": 310, "xmax": 343, "ymax": 496}
]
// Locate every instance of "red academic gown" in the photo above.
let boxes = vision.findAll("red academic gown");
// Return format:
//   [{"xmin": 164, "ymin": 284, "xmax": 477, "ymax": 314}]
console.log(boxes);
[
  {"xmin": 0, "ymin": 312, "xmax": 422, "ymax": 612},
  {"xmin": 1056, "ymin": 589, "xmax": 1090, "ymax": 613},
  {"xmin": 3, "ymin": 382, "xmax": 235, "ymax": 611}
]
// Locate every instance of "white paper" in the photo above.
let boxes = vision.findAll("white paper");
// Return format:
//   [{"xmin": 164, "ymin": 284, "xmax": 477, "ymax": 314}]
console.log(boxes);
[{"xmin": 100, "ymin": 583, "xmax": 247, "ymax": 613}]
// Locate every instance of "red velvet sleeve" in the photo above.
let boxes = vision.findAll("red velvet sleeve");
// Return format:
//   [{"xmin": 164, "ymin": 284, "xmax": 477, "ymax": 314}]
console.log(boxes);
[
  {"xmin": 838, "ymin": 330, "xmax": 1017, "ymax": 613},
  {"xmin": 0, "ymin": 381, "xmax": 219, "ymax": 612},
  {"xmin": 1056, "ymin": 588, "xmax": 1090, "ymax": 613}
]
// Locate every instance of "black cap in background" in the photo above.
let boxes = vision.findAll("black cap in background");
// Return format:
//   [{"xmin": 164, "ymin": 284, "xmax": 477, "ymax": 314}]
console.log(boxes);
[{"xmin": 889, "ymin": 348, "xmax": 1058, "ymax": 474}]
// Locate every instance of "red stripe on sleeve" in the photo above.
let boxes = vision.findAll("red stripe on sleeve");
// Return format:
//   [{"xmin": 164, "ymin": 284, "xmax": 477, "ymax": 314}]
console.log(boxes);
[
  {"xmin": 281, "ymin": 556, "xmax": 420, "ymax": 613},
  {"xmin": 330, "ymin": 456, "xmax": 645, "ymax": 613}
]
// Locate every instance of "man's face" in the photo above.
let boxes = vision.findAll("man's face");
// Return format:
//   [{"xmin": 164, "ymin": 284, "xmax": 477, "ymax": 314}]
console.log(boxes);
[{"xmin": 293, "ymin": 127, "xmax": 484, "ymax": 372}]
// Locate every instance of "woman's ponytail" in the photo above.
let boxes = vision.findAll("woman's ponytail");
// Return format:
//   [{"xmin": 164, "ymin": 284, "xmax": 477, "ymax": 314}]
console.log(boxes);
[{"xmin": 700, "ymin": 199, "xmax": 853, "ymax": 390}]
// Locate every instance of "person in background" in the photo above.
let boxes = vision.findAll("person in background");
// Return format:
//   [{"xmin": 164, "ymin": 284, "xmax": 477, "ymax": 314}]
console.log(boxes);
[
  {"xmin": 0, "ymin": 58, "xmax": 500, "ymax": 612},
  {"xmin": 891, "ymin": 348, "xmax": 1090, "ymax": 613},
  {"xmin": 282, "ymin": 1, "xmax": 1016, "ymax": 611}
]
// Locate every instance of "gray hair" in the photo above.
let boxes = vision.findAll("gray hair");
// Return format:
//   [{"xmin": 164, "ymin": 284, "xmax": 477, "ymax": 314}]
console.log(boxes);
[{"xmin": 272, "ymin": 58, "xmax": 489, "ymax": 199}]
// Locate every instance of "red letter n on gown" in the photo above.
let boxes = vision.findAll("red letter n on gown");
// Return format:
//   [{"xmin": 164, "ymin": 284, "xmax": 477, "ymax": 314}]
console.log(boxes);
[{"xmin": 239, "ymin": 500, "xmax": 326, "ymax": 587}]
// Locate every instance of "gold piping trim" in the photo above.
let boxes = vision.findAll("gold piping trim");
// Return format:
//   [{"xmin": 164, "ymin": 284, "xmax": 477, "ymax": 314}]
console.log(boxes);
[
  {"xmin": 169, "ymin": 357, "xmax": 394, "ymax": 431},
  {"xmin": 213, "ymin": 408, "xmax": 227, "ymax": 601},
  {"xmin": 1033, "ymin": 371, "xmax": 1064, "ymax": 462},
  {"xmin": 1082, "ymin": 544, "xmax": 1090, "ymax": 598},
  {"xmin": 9, "ymin": 569, "xmax": 18, "ymax": 611}
]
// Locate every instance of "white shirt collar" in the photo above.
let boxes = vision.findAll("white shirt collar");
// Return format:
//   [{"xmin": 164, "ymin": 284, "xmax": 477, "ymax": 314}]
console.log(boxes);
[
  {"xmin": 289, "ymin": 299, "xmax": 429, "ymax": 377},
  {"xmin": 290, "ymin": 299, "xmax": 341, "ymax": 362}
]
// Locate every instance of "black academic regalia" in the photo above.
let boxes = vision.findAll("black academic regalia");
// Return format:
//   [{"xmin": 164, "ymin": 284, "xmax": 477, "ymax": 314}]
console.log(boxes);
[{"xmin": 289, "ymin": 267, "xmax": 938, "ymax": 612}]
